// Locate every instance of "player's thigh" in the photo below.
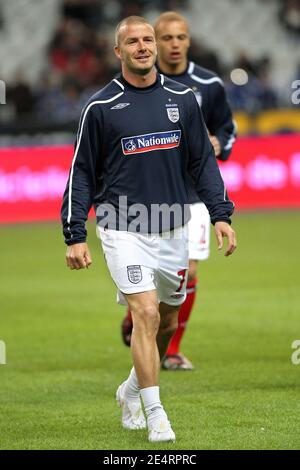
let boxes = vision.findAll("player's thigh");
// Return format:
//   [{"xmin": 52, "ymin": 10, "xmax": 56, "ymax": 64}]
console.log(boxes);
[{"xmin": 188, "ymin": 202, "xmax": 211, "ymax": 261}]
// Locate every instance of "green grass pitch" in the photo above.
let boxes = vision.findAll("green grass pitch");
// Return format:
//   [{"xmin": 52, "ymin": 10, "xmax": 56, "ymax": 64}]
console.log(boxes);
[{"xmin": 0, "ymin": 211, "xmax": 299, "ymax": 450}]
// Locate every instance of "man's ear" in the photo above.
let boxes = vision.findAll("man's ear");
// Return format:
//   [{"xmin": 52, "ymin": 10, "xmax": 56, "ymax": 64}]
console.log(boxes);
[{"xmin": 114, "ymin": 45, "xmax": 121, "ymax": 60}]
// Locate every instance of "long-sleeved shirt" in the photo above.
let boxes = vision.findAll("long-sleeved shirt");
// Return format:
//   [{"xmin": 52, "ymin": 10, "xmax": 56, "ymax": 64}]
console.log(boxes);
[
  {"xmin": 157, "ymin": 61, "xmax": 237, "ymax": 204},
  {"xmin": 157, "ymin": 61, "xmax": 236, "ymax": 161},
  {"xmin": 61, "ymin": 73, "xmax": 234, "ymax": 245}
]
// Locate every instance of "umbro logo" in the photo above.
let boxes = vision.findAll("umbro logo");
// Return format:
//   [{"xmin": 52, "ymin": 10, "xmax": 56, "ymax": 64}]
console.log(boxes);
[{"xmin": 111, "ymin": 102, "xmax": 130, "ymax": 110}]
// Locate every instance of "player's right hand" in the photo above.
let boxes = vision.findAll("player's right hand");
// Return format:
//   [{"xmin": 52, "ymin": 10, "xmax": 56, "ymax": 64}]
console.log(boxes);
[{"xmin": 66, "ymin": 243, "xmax": 92, "ymax": 270}]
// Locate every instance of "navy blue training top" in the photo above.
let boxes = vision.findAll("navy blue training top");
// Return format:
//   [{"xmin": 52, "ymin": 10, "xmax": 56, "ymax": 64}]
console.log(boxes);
[
  {"xmin": 158, "ymin": 61, "xmax": 236, "ymax": 161},
  {"xmin": 157, "ymin": 61, "xmax": 237, "ymax": 204},
  {"xmin": 61, "ymin": 73, "xmax": 234, "ymax": 245}
]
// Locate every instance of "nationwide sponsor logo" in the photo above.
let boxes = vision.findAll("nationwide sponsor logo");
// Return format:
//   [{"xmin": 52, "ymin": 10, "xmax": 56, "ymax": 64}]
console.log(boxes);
[
  {"xmin": 121, "ymin": 130, "xmax": 181, "ymax": 155},
  {"xmin": 111, "ymin": 102, "xmax": 130, "ymax": 110},
  {"xmin": 127, "ymin": 265, "xmax": 143, "ymax": 284}
]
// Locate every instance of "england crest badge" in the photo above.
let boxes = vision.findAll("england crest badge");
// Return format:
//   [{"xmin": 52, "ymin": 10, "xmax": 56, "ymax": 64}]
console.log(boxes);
[
  {"xmin": 127, "ymin": 265, "xmax": 143, "ymax": 284},
  {"xmin": 167, "ymin": 107, "xmax": 179, "ymax": 123}
]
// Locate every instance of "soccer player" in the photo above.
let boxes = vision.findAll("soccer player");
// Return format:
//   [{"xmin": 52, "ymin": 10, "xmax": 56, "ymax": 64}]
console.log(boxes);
[
  {"xmin": 61, "ymin": 16, "xmax": 236, "ymax": 443},
  {"xmin": 121, "ymin": 12, "xmax": 236, "ymax": 370}
]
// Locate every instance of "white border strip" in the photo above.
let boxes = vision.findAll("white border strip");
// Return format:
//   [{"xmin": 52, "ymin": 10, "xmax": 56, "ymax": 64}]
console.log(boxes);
[
  {"xmin": 113, "ymin": 78, "xmax": 124, "ymax": 90},
  {"xmin": 163, "ymin": 86, "xmax": 192, "ymax": 95},
  {"xmin": 190, "ymin": 74, "xmax": 224, "ymax": 86},
  {"xmin": 187, "ymin": 61, "xmax": 195, "ymax": 74}
]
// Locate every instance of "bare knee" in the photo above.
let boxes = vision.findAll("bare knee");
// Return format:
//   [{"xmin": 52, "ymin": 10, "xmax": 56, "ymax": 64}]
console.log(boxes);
[{"xmin": 131, "ymin": 303, "xmax": 160, "ymax": 335}]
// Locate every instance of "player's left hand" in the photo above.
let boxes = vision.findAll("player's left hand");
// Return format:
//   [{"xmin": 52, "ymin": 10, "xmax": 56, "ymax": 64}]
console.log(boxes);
[
  {"xmin": 209, "ymin": 135, "xmax": 221, "ymax": 157},
  {"xmin": 214, "ymin": 221, "xmax": 237, "ymax": 257}
]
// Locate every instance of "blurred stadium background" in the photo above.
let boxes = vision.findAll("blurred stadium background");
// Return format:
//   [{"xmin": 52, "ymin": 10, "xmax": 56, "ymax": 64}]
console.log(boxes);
[{"xmin": 0, "ymin": 0, "xmax": 299, "ymax": 450}]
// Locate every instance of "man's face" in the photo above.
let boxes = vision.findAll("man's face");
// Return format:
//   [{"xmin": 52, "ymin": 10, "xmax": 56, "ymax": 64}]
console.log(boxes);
[
  {"xmin": 156, "ymin": 21, "xmax": 190, "ymax": 67},
  {"xmin": 115, "ymin": 23, "xmax": 157, "ymax": 75}
]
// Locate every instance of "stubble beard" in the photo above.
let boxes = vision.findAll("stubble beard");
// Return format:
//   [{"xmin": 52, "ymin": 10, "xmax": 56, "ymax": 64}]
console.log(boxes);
[
  {"xmin": 133, "ymin": 65, "xmax": 153, "ymax": 76},
  {"xmin": 127, "ymin": 52, "xmax": 156, "ymax": 76}
]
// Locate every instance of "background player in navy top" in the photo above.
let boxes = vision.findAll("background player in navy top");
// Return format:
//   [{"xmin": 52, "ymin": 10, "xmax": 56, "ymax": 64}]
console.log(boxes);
[
  {"xmin": 61, "ymin": 16, "xmax": 236, "ymax": 443},
  {"xmin": 121, "ymin": 12, "xmax": 237, "ymax": 371}
]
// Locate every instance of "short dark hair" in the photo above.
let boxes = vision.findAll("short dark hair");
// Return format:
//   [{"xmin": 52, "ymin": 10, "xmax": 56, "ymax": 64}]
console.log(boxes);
[{"xmin": 115, "ymin": 16, "xmax": 153, "ymax": 46}]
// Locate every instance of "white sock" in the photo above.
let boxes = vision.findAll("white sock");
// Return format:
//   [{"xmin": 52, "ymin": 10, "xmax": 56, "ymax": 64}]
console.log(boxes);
[
  {"xmin": 124, "ymin": 368, "xmax": 140, "ymax": 401},
  {"xmin": 140, "ymin": 386, "xmax": 167, "ymax": 428}
]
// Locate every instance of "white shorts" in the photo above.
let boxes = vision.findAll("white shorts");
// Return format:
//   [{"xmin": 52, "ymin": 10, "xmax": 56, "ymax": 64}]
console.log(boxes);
[
  {"xmin": 97, "ymin": 225, "xmax": 189, "ymax": 307},
  {"xmin": 188, "ymin": 202, "xmax": 211, "ymax": 261}
]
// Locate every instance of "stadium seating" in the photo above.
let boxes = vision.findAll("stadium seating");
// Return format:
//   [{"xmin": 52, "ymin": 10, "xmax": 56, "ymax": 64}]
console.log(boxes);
[
  {"xmin": 0, "ymin": 0, "xmax": 297, "ymax": 95},
  {"xmin": 187, "ymin": 0, "xmax": 298, "ymax": 93},
  {"xmin": 0, "ymin": 0, "xmax": 60, "ymax": 83}
]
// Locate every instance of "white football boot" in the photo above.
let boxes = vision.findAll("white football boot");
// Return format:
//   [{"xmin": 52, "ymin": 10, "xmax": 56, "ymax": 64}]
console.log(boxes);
[
  {"xmin": 116, "ymin": 381, "xmax": 146, "ymax": 430},
  {"xmin": 148, "ymin": 418, "xmax": 176, "ymax": 442}
]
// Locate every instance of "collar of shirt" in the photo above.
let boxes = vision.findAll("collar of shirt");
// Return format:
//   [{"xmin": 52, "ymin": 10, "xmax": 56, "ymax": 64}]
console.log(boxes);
[
  {"xmin": 156, "ymin": 61, "xmax": 190, "ymax": 79},
  {"xmin": 117, "ymin": 73, "xmax": 161, "ymax": 93}
]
